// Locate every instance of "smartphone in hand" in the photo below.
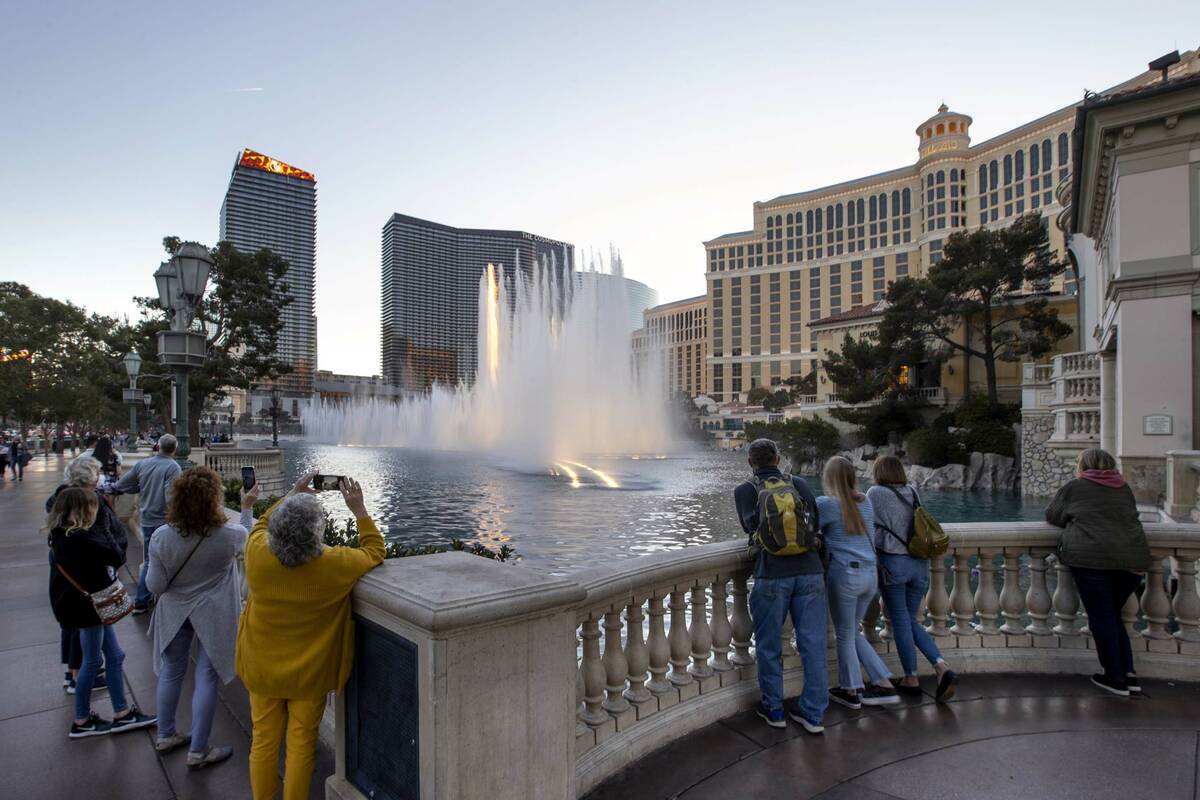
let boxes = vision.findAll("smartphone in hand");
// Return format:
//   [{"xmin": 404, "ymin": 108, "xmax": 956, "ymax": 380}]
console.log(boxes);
[
  {"xmin": 241, "ymin": 466, "xmax": 256, "ymax": 491},
  {"xmin": 313, "ymin": 474, "xmax": 346, "ymax": 491}
]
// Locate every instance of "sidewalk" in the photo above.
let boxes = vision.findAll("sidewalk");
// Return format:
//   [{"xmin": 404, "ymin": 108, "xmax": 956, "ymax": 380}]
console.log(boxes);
[{"xmin": 0, "ymin": 454, "xmax": 332, "ymax": 800}]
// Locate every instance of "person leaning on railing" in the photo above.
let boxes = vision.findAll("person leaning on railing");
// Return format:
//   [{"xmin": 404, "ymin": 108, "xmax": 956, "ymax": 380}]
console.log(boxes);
[
  {"xmin": 1045, "ymin": 447, "xmax": 1152, "ymax": 698},
  {"xmin": 236, "ymin": 472, "xmax": 385, "ymax": 800}
]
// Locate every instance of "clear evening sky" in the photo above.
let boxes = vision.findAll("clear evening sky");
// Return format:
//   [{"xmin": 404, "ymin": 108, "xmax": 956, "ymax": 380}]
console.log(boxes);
[{"xmin": 1, "ymin": 2, "xmax": 1196, "ymax": 376}]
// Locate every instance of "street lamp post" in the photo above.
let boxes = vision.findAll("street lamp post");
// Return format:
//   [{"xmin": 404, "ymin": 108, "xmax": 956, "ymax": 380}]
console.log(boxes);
[
  {"xmin": 121, "ymin": 352, "xmax": 145, "ymax": 452},
  {"xmin": 142, "ymin": 393, "xmax": 152, "ymax": 440},
  {"xmin": 154, "ymin": 243, "xmax": 212, "ymax": 466},
  {"xmin": 269, "ymin": 388, "xmax": 281, "ymax": 448}
]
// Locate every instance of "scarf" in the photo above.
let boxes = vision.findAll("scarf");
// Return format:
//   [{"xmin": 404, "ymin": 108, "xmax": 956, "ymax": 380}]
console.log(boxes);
[{"xmin": 1079, "ymin": 469, "xmax": 1125, "ymax": 489}]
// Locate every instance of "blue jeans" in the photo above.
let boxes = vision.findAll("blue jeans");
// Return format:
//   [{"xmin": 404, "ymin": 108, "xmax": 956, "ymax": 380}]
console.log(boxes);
[
  {"xmin": 749, "ymin": 573, "xmax": 829, "ymax": 725},
  {"xmin": 156, "ymin": 620, "xmax": 219, "ymax": 751},
  {"xmin": 827, "ymin": 561, "xmax": 892, "ymax": 690},
  {"xmin": 879, "ymin": 552, "xmax": 944, "ymax": 676},
  {"xmin": 136, "ymin": 524, "xmax": 158, "ymax": 606},
  {"xmin": 77, "ymin": 625, "xmax": 127, "ymax": 721}
]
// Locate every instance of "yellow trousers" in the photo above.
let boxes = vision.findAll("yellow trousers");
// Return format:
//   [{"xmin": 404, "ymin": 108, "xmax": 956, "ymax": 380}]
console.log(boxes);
[{"xmin": 248, "ymin": 692, "xmax": 327, "ymax": 800}]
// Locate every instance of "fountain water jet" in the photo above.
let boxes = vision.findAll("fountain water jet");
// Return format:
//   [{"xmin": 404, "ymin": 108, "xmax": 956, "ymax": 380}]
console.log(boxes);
[{"xmin": 306, "ymin": 252, "xmax": 672, "ymax": 471}]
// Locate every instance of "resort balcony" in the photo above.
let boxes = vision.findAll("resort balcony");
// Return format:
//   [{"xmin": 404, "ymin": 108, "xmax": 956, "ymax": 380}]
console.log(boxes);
[
  {"xmin": 327, "ymin": 520, "xmax": 1200, "ymax": 800},
  {"xmin": 1023, "ymin": 350, "xmax": 1106, "ymax": 454}
]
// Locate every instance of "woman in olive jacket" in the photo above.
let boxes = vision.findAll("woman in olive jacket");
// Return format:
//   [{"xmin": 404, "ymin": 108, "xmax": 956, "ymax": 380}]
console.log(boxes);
[{"xmin": 1045, "ymin": 448, "xmax": 1152, "ymax": 697}]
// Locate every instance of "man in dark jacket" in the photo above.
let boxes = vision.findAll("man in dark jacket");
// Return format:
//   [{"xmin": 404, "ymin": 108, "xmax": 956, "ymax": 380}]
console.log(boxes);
[{"xmin": 734, "ymin": 438, "xmax": 827, "ymax": 733}]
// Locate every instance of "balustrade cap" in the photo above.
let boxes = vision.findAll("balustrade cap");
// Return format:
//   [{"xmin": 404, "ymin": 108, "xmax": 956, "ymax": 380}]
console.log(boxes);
[
  {"xmin": 352, "ymin": 551, "xmax": 587, "ymax": 633},
  {"xmin": 574, "ymin": 540, "xmax": 748, "ymax": 610}
]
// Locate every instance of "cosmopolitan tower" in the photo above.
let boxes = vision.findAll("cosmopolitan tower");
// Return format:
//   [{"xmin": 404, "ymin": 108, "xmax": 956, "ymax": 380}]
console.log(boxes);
[
  {"xmin": 219, "ymin": 148, "xmax": 318, "ymax": 400},
  {"xmin": 381, "ymin": 213, "xmax": 573, "ymax": 392}
]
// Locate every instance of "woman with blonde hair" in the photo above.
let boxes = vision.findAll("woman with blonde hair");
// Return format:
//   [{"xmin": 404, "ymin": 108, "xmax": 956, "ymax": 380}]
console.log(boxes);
[
  {"xmin": 47, "ymin": 488, "xmax": 155, "ymax": 738},
  {"xmin": 146, "ymin": 466, "xmax": 256, "ymax": 768},
  {"xmin": 867, "ymin": 455, "xmax": 958, "ymax": 702},
  {"xmin": 1046, "ymin": 448, "xmax": 1151, "ymax": 696},
  {"xmin": 818, "ymin": 456, "xmax": 898, "ymax": 709}
]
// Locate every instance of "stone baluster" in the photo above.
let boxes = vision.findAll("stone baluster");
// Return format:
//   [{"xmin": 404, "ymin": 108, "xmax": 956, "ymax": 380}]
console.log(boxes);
[
  {"xmin": 729, "ymin": 574, "xmax": 755, "ymax": 666},
  {"xmin": 623, "ymin": 599, "xmax": 651, "ymax": 703},
  {"xmin": 880, "ymin": 595, "xmax": 895, "ymax": 641},
  {"xmin": 999, "ymin": 552, "xmax": 1026, "ymax": 635},
  {"xmin": 862, "ymin": 594, "xmax": 882, "ymax": 644},
  {"xmin": 1171, "ymin": 553, "xmax": 1200, "ymax": 643},
  {"xmin": 1025, "ymin": 551, "xmax": 1052, "ymax": 636},
  {"xmin": 1121, "ymin": 592, "xmax": 1140, "ymax": 637},
  {"xmin": 974, "ymin": 552, "xmax": 1001, "ymax": 636},
  {"xmin": 1051, "ymin": 559, "xmax": 1080, "ymax": 635},
  {"xmin": 576, "ymin": 651, "xmax": 587, "ymax": 733},
  {"xmin": 580, "ymin": 616, "xmax": 609, "ymax": 725},
  {"xmin": 926, "ymin": 556, "xmax": 951, "ymax": 636},
  {"xmin": 710, "ymin": 576, "xmax": 734, "ymax": 672},
  {"xmin": 1140, "ymin": 554, "xmax": 1172, "ymax": 640},
  {"xmin": 688, "ymin": 582, "xmax": 714, "ymax": 679},
  {"xmin": 668, "ymin": 588, "xmax": 694, "ymax": 685},
  {"xmin": 949, "ymin": 552, "xmax": 975, "ymax": 635},
  {"xmin": 601, "ymin": 609, "xmax": 630, "ymax": 714},
  {"xmin": 645, "ymin": 595, "xmax": 672, "ymax": 694}
]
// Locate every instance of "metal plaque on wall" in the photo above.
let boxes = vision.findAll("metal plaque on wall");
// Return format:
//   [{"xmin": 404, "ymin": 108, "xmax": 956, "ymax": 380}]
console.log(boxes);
[{"xmin": 1143, "ymin": 414, "xmax": 1173, "ymax": 435}]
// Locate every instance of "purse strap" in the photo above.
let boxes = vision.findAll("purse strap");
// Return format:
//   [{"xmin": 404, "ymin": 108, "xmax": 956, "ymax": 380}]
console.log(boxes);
[
  {"xmin": 54, "ymin": 562, "xmax": 91, "ymax": 598},
  {"xmin": 163, "ymin": 535, "xmax": 205, "ymax": 592}
]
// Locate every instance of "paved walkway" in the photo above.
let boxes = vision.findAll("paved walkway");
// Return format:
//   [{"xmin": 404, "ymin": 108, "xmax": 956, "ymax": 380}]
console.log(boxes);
[
  {"xmin": 0, "ymin": 454, "xmax": 332, "ymax": 800},
  {"xmin": 585, "ymin": 672, "xmax": 1200, "ymax": 799}
]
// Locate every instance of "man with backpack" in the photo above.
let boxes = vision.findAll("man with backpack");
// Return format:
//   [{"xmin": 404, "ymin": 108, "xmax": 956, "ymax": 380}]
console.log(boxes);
[{"xmin": 734, "ymin": 438, "xmax": 828, "ymax": 733}]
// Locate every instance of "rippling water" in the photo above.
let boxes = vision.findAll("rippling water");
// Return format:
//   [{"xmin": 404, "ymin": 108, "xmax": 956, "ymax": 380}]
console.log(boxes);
[{"xmin": 274, "ymin": 442, "xmax": 1044, "ymax": 573}]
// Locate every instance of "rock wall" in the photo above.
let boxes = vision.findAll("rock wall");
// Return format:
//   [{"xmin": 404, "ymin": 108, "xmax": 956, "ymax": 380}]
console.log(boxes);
[
  {"xmin": 837, "ymin": 444, "xmax": 1017, "ymax": 492},
  {"xmin": 1020, "ymin": 410, "xmax": 1075, "ymax": 498}
]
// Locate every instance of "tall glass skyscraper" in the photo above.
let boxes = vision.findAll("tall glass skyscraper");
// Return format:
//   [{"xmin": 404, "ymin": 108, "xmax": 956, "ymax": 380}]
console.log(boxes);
[
  {"xmin": 219, "ymin": 148, "xmax": 317, "ymax": 396},
  {"xmin": 381, "ymin": 213, "xmax": 573, "ymax": 391}
]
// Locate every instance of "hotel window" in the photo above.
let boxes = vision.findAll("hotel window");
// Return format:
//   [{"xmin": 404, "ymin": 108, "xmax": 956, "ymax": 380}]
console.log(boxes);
[
  {"xmin": 749, "ymin": 275, "xmax": 761, "ymax": 354},
  {"xmin": 929, "ymin": 239, "xmax": 944, "ymax": 265},
  {"xmin": 872, "ymin": 257, "xmax": 886, "ymax": 300},
  {"xmin": 902, "ymin": 188, "xmax": 912, "ymax": 242},
  {"xmin": 856, "ymin": 198, "xmax": 866, "ymax": 247},
  {"xmin": 890, "ymin": 190, "xmax": 901, "ymax": 244},
  {"xmin": 828, "ymin": 263, "xmax": 842, "ymax": 316},
  {"xmin": 850, "ymin": 260, "xmax": 863, "ymax": 305},
  {"xmin": 896, "ymin": 251, "xmax": 909, "ymax": 277},
  {"xmin": 869, "ymin": 195, "xmax": 878, "ymax": 247},
  {"xmin": 847, "ymin": 201, "xmax": 856, "ymax": 252},
  {"xmin": 834, "ymin": 203, "xmax": 844, "ymax": 254},
  {"xmin": 1058, "ymin": 133, "xmax": 1069, "ymax": 182}
]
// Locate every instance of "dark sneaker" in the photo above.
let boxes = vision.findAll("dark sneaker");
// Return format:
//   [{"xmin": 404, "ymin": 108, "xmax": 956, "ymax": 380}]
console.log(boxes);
[
  {"xmin": 936, "ymin": 669, "xmax": 959, "ymax": 703},
  {"xmin": 1091, "ymin": 673, "xmax": 1130, "ymax": 697},
  {"xmin": 786, "ymin": 706, "xmax": 824, "ymax": 734},
  {"xmin": 896, "ymin": 682, "xmax": 924, "ymax": 696},
  {"xmin": 131, "ymin": 603, "xmax": 152, "ymax": 616},
  {"xmin": 828, "ymin": 687, "xmax": 862, "ymax": 710},
  {"xmin": 111, "ymin": 707, "xmax": 157, "ymax": 733},
  {"xmin": 187, "ymin": 745, "xmax": 233, "ymax": 770},
  {"xmin": 66, "ymin": 677, "xmax": 76, "ymax": 695},
  {"xmin": 1125, "ymin": 673, "xmax": 1142, "ymax": 694},
  {"xmin": 861, "ymin": 685, "xmax": 901, "ymax": 706},
  {"xmin": 62, "ymin": 670, "xmax": 72, "ymax": 689},
  {"xmin": 755, "ymin": 702, "xmax": 786, "ymax": 729},
  {"xmin": 69, "ymin": 713, "xmax": 114, "ymax": 739}
]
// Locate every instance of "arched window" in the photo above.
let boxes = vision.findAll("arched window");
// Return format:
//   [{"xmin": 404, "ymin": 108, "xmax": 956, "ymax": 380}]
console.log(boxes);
[
  {"xmin": 815, "ymin": 209, "xmax": 823, "ymax": 232},
  {"xmin": 1058, "ymin": 133, "xmax": 1069, "ymax": 166},
  {"xmin": 847, "ymin": 202, "xmax": 855, "ymax": 225},
  {"xmin": 806, "ymin": 209, "xmax": 814, "ymax": 232},
  {"xmin": 857, "ymin": 198, "xmax": 865, "ymax": 222},
  {"xmin": 891, "ymin": 190, "xmax": 900, "ymax": 215},
  {"xmin": 949, "ymin": 121, "xmax": 957, "ymax": 132},
  {"xmin": 1003, "ymin": 154, "xmax": 1013, "ymax": 184},
  {"xmin": 1041, "ymin": 139, "xmax": 1052, "ymax": 170},
  {"xmin": 766, "ymin": 216, "xmax": 774, "ymax": 228},
  {"xmin": 902, "ymin": 188, "xmax": 911, "ymax": 213},
  {"xmin": 869, "ymin": 195, "xmax": 877, "ymax": 221},
  {"xmin": 989, "ymin": 160, "xmax": 998, "ymax": 189},
  {"xmin": 775, "ymin": 215, "xmax": 782, "ymax": 227},
  {"xmin": 936, "ymin": 170, "xmax": 945, "ymax": 184},
  {"xmin": 927, "ymin": 173, "xmax": 934, "ymax": 188},
  {"xmin": 1030, "ymin": 144, "xmax": 1040, "ymax": 174},
  {"xmin": 1015, "ymin": 150, "xmax": 1024, "ymax": 180},
  {"xmin": 950, "ymin": 168, "xmax": 958, "ymax": 182},
  {"xmin": 786, "ymin": 212, "xmax": 793, "ymax": 225},
  {"xmin": 835, "ymin": 204, "xmax": 843, "ymax": 228},
  {"xmin": 925, "ymin": 127, "xmax": 932, "ymax": 138},
  {"xmin": 879, "ymin": 193, "xmax": 888, "ymax": 218},
  {"xmin": 826, "ymin": 206, "xmax": 834, "ymax": 230},
  {"xmin": 936, "ymin": 123, "xmax": 945, "ymax": 135},
  {"xmin": 979, "ymin": 164, "xmax": 987, "ymax": 192}
]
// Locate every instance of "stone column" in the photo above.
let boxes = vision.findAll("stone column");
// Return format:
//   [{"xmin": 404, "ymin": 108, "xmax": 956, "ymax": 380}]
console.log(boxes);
[
  {"xmin": 1099, "ymin": 350, "xmax": 1116, "ymax": 455},
  {"xmin": 326, "ymin": 552, "xmax": 586, "ymax": 800}
]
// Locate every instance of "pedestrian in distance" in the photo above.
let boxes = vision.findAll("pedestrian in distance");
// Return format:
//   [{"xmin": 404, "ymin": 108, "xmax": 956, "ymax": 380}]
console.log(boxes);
[
  {"xmin": 866, "ymin": 455, "xmax": 959, "ymax": 701},
  {"xmin": 0, "ymin": 436, "xmax": 9, "ymax": 477},
  {"xmin": 734, "ymin": 438, "xmax": 829, "ymax": 734},
  {"xmin": 113, "ymin": 433, "xmax": 182, "ymax": 613},
  {"xmin": 10, "ymin": 438, "xmax": 27, "ymax": 480},
  {"xmin": 147, "ymin": 466, "xmax": 255, "ymax": 769},
  {"xmin": 90, "ymin": 434, "xmax": 123, "ymax": 488},
  {"xmin": 1046, "ymin": 448, "xmax": 1152, "ymax": 697},
  {"xmin": 46, "ymin": 487, "xmax": 156, "ymax": 738},
  {"xmin": 237, "ymin": 472, "xmax": 384, "ymax": 800},
  {"xmin": 818, "ymin": 456, "xmax": 900, "ymax": 709}
]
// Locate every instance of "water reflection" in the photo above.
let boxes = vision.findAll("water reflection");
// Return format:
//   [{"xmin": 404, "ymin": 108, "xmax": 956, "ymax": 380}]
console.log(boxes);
[{"xmin": 278, "ymin": 442, "xmax": 1045, "ymax": 572}]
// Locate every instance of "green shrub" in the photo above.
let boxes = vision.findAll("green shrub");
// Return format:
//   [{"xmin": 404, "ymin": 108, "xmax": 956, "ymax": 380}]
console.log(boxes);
[
  {"xmin": 931, "ymin": 412, "xmax": 956, "ymax": 432},
  {"xmin": 955, "ymin": 393, "xmax": 1020, "ymax": 428},
  {"xmin": 905, "ymin": 428, "xmax": 967, "ymax": 468},
  {"xmin": 223, "ymin": 479, "xmax": 281, "ymax": 518},
  {"xmin": 831, "ymin": 396, "xmax": 927, "ymax": 446},
  {"xmin": 961, "ymin": 421, "xmax": 1016, "ymax": 458}
]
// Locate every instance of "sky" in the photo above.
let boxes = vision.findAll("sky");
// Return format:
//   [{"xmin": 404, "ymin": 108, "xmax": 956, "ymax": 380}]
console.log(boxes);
[{"xmin": 2, "ymin": 1, "xmax": 1197, "ymax": 376}]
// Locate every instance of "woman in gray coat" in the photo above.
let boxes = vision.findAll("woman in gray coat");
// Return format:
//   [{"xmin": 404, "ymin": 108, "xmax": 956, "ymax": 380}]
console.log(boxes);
[{"xmin": 146, "ymin": 466, "xmax": 256, "ymax": 769}]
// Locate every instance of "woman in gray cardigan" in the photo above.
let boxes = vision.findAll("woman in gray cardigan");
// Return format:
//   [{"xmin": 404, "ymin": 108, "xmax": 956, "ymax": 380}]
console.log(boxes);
[
  {"xmin": 146, "ymin": 466, "xmax": 256, "ymax": 769},
  {"xmin": 1046, "ymin": 448, "xmax": 1152, "ymax": 697}
]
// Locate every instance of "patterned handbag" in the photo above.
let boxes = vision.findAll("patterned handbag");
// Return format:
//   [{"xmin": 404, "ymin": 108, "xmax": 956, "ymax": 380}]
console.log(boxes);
[{"xmin": 55, "ymin": 565, "xmax": 134, "ymax": 625}]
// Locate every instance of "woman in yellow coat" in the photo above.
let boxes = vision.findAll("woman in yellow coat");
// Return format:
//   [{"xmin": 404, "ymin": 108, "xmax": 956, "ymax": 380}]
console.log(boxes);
[{"xmin": 236, "ymin": 472, "xmax": 385, "ymax": 800}]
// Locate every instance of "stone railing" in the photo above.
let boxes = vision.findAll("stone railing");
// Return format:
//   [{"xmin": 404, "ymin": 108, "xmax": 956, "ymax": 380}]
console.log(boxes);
[
  {"xmin": 795, "ymin": 394, "xmax": 818, "ymax": 405},
  {"xmin": 917, "ymin": 386, "xmax": 945, "ymax": 403},
  {"xmin": 327, "ymin": 521, "xmax": 1200, "ymax": 800},
  {"xmin": 1058, "ymin": 351, "xmax": 1100, "ymax": 376},
  {"xmin": 1165, "ymin": 451, "xmax": 1200, "ymax": 521},
  {"xmin": 201, "ymin": 447, "xmax": 286, "ymax": 493},
  {"xmin": 1021, "ymin": 362, "xmax": 1056, "ymax": 411},
  {"xmin": 1044, "ymin": 351, "xmax": 1103, "ymax": 450}
]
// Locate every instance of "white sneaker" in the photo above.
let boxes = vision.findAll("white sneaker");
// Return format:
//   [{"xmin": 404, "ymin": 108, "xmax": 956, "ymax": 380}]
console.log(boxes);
[{"xmin": 156, "ymin": 733, "xmax": 191, "ymax": 753}]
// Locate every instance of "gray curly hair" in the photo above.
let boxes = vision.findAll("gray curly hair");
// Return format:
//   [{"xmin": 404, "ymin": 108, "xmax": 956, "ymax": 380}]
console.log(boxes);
[
  {"xmin": 63, "ymin": 456, "xmax": 101, "ymax": 488},
  {"xmin": 267, "ymin": 494, "xmax": 326, "ymax": 568}
]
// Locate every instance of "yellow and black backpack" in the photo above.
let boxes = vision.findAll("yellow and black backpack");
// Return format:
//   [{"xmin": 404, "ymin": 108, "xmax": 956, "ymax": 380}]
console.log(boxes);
[{"xmin": 752, "ymin": 474, "xmax": 817, "ymax": 557}]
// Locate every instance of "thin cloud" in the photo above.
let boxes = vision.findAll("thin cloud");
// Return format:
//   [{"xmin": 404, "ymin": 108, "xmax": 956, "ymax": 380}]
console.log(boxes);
[{"xmin": 230, "ymin": 87, "xmax": 265, "ymax": 92}]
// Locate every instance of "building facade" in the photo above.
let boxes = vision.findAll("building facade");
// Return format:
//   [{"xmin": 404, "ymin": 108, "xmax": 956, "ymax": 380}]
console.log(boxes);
[
  {"xmin": 631, "ymin": 295, "xmax": 708, "ymax": 398},
  {"xmin": 701, "ymin": 63, "xmax": 1181, "ymax": 405},
  {"xmin": 381, "ymin": 213, "xmax": 574, "ymax": 391},
  {"xmin": 219, "ymin": 148, "xmax": 318, "ymax": 397},
  {"xmin": 574, "ymin": 271, "xmax": 659, "ymax": 332},
  {"xmin": 313, "ymin": 370, "xmax": 408, "ymax": 403}
]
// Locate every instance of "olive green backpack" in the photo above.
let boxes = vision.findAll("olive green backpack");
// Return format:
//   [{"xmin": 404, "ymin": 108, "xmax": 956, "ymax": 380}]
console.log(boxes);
[{"xmin": 880, "ymin": 486, "xmax": 949, "ymax": 560}]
